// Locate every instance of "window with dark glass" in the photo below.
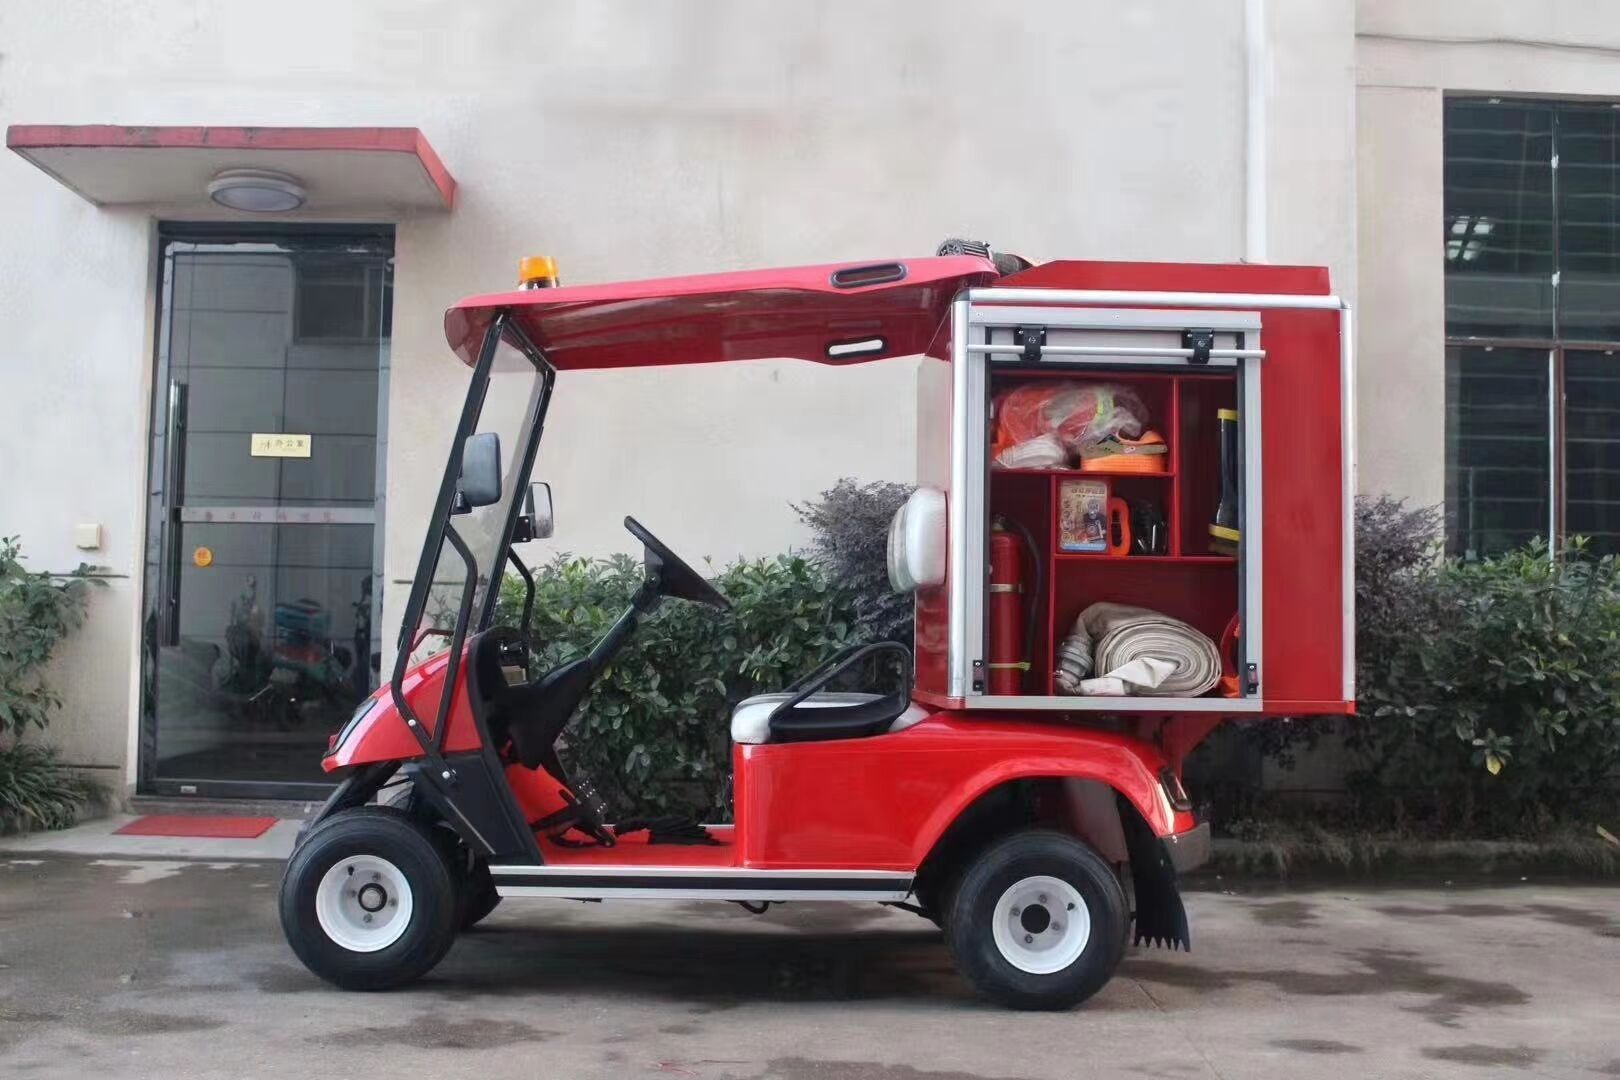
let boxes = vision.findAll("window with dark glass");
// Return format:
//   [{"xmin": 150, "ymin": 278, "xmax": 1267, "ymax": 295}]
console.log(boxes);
[{"xmin": 1444, "ymin": 98, "xmax": 1620, "ymax": 557}]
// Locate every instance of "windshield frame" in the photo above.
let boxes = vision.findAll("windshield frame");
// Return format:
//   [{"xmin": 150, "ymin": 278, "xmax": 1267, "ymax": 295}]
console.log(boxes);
[
  {"xmin": 472, "ymin": 317, "xmax": 553, "ymax": 632},
  {"xmin": 388, "ymin": 311, "xmax": 554, "ymax": 759}
]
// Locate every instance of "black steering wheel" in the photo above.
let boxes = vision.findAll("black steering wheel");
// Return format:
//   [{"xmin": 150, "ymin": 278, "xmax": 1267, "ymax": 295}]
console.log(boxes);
[{"xmin": 623, "ymin": 517, "xmax": 732, "ymax": 610}]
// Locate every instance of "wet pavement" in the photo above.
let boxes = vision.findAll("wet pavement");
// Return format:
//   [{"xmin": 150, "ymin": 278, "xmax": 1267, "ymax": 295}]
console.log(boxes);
[{"xmin": 1, "ymin": 855, "xmax": 1617, "ymax": 1079}]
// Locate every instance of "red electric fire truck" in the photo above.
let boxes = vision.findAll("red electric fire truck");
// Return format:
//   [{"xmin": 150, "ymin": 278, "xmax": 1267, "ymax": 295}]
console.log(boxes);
[{"xmin": 278, "ymin": 243, "xmax": 1353, "ymax": 1009}]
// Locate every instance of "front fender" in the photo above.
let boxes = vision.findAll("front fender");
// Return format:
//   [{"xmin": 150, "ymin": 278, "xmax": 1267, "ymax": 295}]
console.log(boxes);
[{"xmin": 323, "ymin": 646, "xmax": 483, "ymax": 770}]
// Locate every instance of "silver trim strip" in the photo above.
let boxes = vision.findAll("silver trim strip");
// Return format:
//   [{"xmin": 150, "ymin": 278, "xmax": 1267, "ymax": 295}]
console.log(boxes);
[
  {"xmin": 962, "ymin": 694, "xmax": 1263, "ymax": 713},
  {"xmin": 996, "ymin": 355, "xmax": 1239, "ymax": 370},
  {"xmin": 947, "ymin": 299, "xmax": 972, "ymax": 698},
  {"xmin": 176, "ymin": 505, "xmax": 375, "ymax": 525},
  {"xmin": 968, "ymin": 288, "xmax": 1345, "ymax": 311},
  {"xmin": 490, "ymin": 865, "xmax": 912, "ymax": 880},
  {"xmin": 965, "ymin": 344, "xmax": 1257, "ymax": 361},
  {"xmin": 960, "ymin": 313, "xmax": 989, "ymax": 697},
  {"xmin": 497, "ymin": 886, "xmax": 913, "ymax": 902},
  {"xmin": 968, "ymin": 306, "xmax": 1262, "ymax": 332},
  {"xmin": 1241, "ymin": 348, "xmax": 1264, "ymax": 699},
  {"xmin": 965, "ymin": 346, "xmax": 1257, "ymax": 362}
]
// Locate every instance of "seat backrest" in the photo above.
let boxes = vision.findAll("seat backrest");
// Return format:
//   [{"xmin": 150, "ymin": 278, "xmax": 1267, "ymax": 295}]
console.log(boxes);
[
  {"xmin": 468, "ymin": 630, "xmax": 587, "ymax": 773},
  {"xmin": 730, "ymin": 691, "xmax": 920, "ymax": 745},
  {"xmin": 503, "ymin": 658, "xmax": 593, "ymax": 770}
]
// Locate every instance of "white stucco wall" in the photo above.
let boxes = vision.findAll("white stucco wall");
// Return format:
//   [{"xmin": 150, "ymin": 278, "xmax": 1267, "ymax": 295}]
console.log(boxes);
[
  {"xmin": 1, "ymin": 0, "xmax": 1371, "ymax": 786},
  {"xmin": 0, "ymin": 0, "xmax": 1266, "ymax": 783}
]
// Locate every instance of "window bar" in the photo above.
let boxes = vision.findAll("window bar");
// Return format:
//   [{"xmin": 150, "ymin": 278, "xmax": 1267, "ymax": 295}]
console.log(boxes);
[{"xmin": 1548, "ymin": 348, "xmax": 1559, "ymax": 550}]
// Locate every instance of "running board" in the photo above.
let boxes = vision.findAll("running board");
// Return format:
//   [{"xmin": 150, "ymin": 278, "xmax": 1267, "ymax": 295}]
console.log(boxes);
[{"xmin": 490, "ymin": 864, "xmax": 913, "ymax": 902}]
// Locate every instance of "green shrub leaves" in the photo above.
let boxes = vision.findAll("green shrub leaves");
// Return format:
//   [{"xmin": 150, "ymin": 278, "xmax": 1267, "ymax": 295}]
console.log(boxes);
[
  {"xmin": 496, "ymin": 553, "xmax": 862, "ymax": 819},
  {"xmin": 0, "ymin": 536, "xmax": 100, "ymax": 832},
  {"xmin": 1350, "ymin": 500, "xmax": 1620, "ymax": 831}
]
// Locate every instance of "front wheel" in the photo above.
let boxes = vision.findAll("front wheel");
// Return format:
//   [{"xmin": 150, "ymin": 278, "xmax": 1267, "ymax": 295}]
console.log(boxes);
[
  {"xmin": 945, "ymin": 830, "xmax": 1128, "ymax": 1010},
  {"xmin": 385, "ymin": 783, "xmax": 502, "ymax": 930},
  {"xmin": 279, "ymin": 806, "xmax": 459, "ymax": 990}
]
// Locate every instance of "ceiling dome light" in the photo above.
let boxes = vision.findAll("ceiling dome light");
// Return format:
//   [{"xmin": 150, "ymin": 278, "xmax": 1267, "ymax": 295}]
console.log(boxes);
[{"xmin": 207, "ymin": 168, "xmax": 306, "ymax": 212}]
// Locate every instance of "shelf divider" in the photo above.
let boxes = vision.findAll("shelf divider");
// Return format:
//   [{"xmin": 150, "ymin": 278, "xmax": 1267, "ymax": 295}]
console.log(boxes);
[{"xmin": 1171, "ymin": 375, "xmax": 1183, "ymax": 557}]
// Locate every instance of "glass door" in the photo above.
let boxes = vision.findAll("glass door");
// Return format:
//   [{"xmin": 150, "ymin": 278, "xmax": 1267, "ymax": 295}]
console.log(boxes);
[{"xmin": 140, "ymin": 226, "xmax": 393, "ymax": 797}]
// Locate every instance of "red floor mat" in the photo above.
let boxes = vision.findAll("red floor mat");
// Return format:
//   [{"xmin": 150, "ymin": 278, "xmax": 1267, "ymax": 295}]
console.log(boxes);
[{"xmin": 115, "ymin": 815, "xmax": 279, "ymax": 839}]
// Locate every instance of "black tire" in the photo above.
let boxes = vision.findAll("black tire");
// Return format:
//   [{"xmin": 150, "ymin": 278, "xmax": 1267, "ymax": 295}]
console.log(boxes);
[
  {"xmin": 944, "ymin": 829, "xmax": 1128, "ymax": 1010},
  {"xmin": 384, "ymin": 784, "xmax": 502, "ymax": 930},
  {"xmin": 278, "ymin": 806, "xmax": 458, "ymax": 991},
  {"xmin": 458, "ymin": 861, "xmax": 503, "ymax": 930}
]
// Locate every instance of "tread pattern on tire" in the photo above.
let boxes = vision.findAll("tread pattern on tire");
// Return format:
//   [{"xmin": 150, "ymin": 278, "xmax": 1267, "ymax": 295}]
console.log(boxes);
[
  {"xmin": 944, "ymin": 828, "xmax": 1128, "ymax": 1011},
  {"xmin": 279, "ymin": 805, "xmax": 459, "ymax": 991}
]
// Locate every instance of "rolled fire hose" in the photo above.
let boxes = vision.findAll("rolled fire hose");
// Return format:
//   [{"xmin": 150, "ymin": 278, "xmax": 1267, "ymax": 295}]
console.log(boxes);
[{"xmin": 1054, "ymin": 602, "xmax": 1222, "ymax": 697}]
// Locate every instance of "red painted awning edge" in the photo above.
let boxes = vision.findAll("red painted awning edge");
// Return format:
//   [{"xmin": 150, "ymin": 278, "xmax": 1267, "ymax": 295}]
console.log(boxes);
[{"xmin": 6, "ymin": 124, "xmax": 456, "ymax": 209}]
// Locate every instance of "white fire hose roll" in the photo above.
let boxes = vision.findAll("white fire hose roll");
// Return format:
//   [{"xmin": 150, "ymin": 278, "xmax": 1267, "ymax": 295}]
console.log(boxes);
[{"xmin": 1054, "ymin": 602, "xmax": 1222, "ymax": 697}]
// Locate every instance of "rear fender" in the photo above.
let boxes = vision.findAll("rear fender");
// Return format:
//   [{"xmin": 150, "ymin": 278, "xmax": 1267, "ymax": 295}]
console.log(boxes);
[
  {"xmin": 909, "ymin": 733, "xmax": 1186, "ymax": 867},
  {"xmin": 905, "ymin": 724, "xmax": 1194, "ymax": 946}
]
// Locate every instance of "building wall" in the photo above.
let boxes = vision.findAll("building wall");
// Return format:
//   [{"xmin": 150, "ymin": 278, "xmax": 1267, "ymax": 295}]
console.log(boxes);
[
  {"xmin": 2, "ymin": 0, "xmax": 1363, "ymax": 786},
  {"xmin": 1353, "ymin": 0, "xmax": 1620, "ymax": 508}
]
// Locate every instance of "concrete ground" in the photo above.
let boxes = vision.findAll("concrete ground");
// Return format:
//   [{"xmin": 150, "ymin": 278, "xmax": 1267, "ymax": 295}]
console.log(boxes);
[{"xmin": 2, "ymin": 856, "xmax": 1617, "ymax": 1079}]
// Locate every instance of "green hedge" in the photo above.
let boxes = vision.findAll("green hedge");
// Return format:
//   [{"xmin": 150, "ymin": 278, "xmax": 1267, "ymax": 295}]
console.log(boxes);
[
  {"xmin": 497, "ymin": 553, "xmax": 863, "ymax": 819},
  {"xmin": 0, "ymin": 537, "xmax": 99, "ymax": 832},
  {"xmin": 1347, "ymin": 502, "xmax": 1620, "ymax": 832},
  {"xmin": 493, "ymin": 490, "xmax": 1620, "ymax": 838}
]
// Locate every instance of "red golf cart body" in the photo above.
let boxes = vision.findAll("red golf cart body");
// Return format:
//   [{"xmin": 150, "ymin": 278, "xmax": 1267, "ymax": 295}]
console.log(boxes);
[{"xmin": 294, "ymin": 249, "xmax": 1353, "ymax": 1002}]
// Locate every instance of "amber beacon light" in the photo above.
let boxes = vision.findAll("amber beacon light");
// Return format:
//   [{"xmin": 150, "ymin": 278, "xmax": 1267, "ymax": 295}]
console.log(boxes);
[{"xmin": 518, "ymin": 255, "xmax": 559, "ymax": 289}]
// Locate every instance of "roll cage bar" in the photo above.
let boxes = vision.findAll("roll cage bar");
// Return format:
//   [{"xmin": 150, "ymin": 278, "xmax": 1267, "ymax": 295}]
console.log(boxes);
[{"xmin": 389, "ymin": 312, "xmax": 554, "ymax": 787}]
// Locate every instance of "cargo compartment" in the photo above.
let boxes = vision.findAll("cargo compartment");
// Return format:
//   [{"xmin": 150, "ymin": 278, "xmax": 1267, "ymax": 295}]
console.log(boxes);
[{"xmin": 987, "ymin": 368, "xmax": 1244, "ymax": 701}]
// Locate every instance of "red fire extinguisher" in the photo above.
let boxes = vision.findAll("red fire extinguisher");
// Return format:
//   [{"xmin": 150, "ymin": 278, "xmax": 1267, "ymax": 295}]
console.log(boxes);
[{"xmin": 989, "ymin": 517, "xmax": 1041, "ymax": 694}]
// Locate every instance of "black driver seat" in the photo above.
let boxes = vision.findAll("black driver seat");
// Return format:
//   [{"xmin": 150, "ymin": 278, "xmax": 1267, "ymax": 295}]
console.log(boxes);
[{"xmin": 469, "ymin": 629, "xmax": 581, "ymax": 777}]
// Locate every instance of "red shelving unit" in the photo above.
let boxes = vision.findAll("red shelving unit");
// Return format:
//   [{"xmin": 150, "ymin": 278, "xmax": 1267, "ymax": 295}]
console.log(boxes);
[{"xmin": 988, "ymin": 369, "xmax": 1240, "ymax": 697}]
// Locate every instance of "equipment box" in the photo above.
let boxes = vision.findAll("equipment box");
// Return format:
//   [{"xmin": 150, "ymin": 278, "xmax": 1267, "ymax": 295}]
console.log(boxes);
[{"xmin": 910, "ymin": 261, "xmax": 1353, "ymax": 718}]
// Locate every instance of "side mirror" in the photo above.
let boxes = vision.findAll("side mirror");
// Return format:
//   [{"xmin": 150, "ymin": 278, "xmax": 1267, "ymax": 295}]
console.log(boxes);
[
  {"xmin": 513, "ymin": 482, "xmax": 555, "ymax": 542},
  {"xmin": 456, "ymin": 432, "xmax": 503, "ymax": 511},
  {"xmin": 528, "ymin": 482, "xmax": 555, "ymax": 539}
]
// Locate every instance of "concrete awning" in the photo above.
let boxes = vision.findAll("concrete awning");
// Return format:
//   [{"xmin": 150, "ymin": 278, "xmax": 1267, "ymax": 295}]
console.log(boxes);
[{"xmin": 6, "ymin": 125, "xmax": 455, "ymax": 213}]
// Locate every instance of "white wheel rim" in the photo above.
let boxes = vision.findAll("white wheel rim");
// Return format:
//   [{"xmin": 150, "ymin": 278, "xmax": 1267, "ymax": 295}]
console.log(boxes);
[
  {"xmin": 990, "ymin": 875, "xmax": 1091, "ymax": 975},
  {"xmin": 314, "ymin": 855, "xmax": 414, "ymax": 953}
]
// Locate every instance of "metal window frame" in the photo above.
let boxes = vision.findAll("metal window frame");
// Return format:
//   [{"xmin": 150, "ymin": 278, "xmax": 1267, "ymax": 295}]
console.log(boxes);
[
  {"xmin": 1444, "ymin": 337, "xmax": 1567, "ymax": 555},
  {"xmin": 948, "ymin": 287, "xmax": 1355, "ymax": 710},
  {"xmin": 1444, "ymin": 96, "xmax": 1620, "ymax": 556},
  {"xmin": 139, "ymin": 224, "xmax": 396, "ymax": 799}
]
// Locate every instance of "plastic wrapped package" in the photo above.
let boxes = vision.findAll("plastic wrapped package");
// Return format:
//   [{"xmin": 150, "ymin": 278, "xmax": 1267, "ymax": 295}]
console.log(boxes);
[{"xmin": 992, "ymin": 382, "xmax": 1148, "ymax": 469}]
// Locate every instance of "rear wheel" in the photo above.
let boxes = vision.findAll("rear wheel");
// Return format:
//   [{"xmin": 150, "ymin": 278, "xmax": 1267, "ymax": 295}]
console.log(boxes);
[
  {"xmin": 279, "ymin": 806, "xmax": 458, "ymax": 990},
  {"xmin": 945, "ymin": 830, "xmax": 1127, "ymax": 1010}
]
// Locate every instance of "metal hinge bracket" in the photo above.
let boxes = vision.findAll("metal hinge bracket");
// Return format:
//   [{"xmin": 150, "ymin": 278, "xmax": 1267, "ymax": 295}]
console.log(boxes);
[
  {"xmin": 1183, "ymin": 328, "xmax": 1215, "ymax": 365},
  {"xmin": 1013, "ymin": 325, "xmax": 1046, "ymax": 363}
]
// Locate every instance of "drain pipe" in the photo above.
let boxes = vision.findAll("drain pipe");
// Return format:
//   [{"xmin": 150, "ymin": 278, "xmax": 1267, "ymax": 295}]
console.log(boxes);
[{"xmin": 1244, "ymin": 0, "xmax": 1268, "ymax": 263}]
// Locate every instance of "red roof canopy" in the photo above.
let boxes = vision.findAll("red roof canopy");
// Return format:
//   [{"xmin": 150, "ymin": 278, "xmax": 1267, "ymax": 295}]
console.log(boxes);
[{"xmin": 442, "ymin": 256, "xmax": 999, "ymax": 369}]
